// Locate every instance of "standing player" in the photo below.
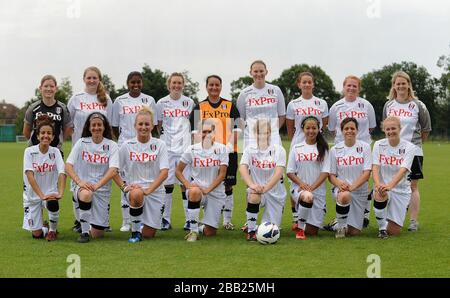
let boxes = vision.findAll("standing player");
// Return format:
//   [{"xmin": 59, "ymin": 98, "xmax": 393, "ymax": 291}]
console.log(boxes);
[
  {"xmin": 175, "ymin": 119, "xmax": 228, "ymax": 242},
  {"xmin": 372, "ymin": 116, "xmax": 418, "ymax": 238},
  {"xmin": 286, "ymin": 72, "xmax": 328, "ymax": 231},
  {"xmin": 23, "ymin": 75, "xmax": 73, "ymax": 155},
  {"xmin": 239, "ymin": 119, "xmax": 286, "ymax": 241},
  {"xmin": 156, "ymin": 73, "xmax": 195, "ymax": 231},
  {"xmin": 327, "ymin": 75, "xmax": 376, "ymax": 228},
  {"xmin": 382, "ymin": 71, "xmax": 431, "ymax": 231},
  {"xmin": 23, "ymin": 115, "xmax": 66, "ymax": 241},
  {"xmin": 65, "ymin": 113, "xmax": 119, "ymax": 243},
  {"xmin": 115, "ymin": 107, "xmax": 169, "ymax": 243},
  {"xmin": 236, "ymin": 60, "xmax": 286, "ymax": 149},
  {"xmin": 68, "ymin": 66, "xmax": 113, "ymax": 233},
  {"xmin": 328, "ymin": 118, "xmax": 372, "ymax": 238},
  {"xmin": 112, "ymin": 71, "xmax": 158, "ymax": 232},
  {"xmin": 190, "ymin": 75, "xmax": 240, "ymax": 230},
  {"xmin": 287, "ymin": 116, "xmax": 330, "ymax": 240}
]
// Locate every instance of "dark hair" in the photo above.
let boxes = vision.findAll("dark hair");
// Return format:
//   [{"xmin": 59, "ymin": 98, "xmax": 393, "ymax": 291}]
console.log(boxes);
[
  {"xmin": 206, "ymin": 75, "xmax": 222, "ymax": 85},
  {"xmin": 126, "ymin": 71, "xmax": 143, "ymax": 84},
  {"xmin": 297, "ymin": 71, "xmax": 314, "ymax": 83},
  {"xmin": 36, "ymin": 114, "xmax": 55, "ymax": 135},
  {"xmin": 81, "ymin": 112, "xmax": 113, "ymax": 139},
  {"xmin": 301, "ymin": 116, "xmax": 328, "ymax": 162},
  {"xmin": 340, "ymin": 117, "xmax": 359, "ymax": 131}
]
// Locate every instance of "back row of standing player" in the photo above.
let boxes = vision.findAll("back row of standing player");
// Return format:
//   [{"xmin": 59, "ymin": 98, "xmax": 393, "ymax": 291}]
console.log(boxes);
[{"xmin": 22, "ymin": 61, "xmax": 431, "ymax": 242}]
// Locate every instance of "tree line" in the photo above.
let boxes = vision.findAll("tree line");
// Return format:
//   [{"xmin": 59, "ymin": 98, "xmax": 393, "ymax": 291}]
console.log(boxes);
[{"xmin": 15, "ymin": 49, "xmax": 450, "ymax": 139}]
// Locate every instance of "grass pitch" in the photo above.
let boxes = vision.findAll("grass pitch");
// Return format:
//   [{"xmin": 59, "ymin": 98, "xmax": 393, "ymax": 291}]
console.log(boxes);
[{"xmin": 0, "ymin": 141, "xmax": 449, "ymax": 278}]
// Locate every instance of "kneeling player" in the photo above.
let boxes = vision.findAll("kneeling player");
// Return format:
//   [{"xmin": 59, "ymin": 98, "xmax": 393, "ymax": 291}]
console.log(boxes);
[
  {"xmin": 23, "ymin": 115, "xmax": 65, "ymax": 241},
  {"xmin": 372, "ymin": 116, "xmax": 417, "ymax": 239},
  {"xmin": 239, "ymin": 119, "xmax": 286, "ymax": 241},
  {"xmin": 176, "ymin": 119, "xmax": 228, "ymax": 242}
]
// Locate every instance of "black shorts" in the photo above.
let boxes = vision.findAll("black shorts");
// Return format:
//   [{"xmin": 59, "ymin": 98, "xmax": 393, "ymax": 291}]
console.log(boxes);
[
  {"xmin": 408, "ymin": 156, "xmax": 424, "ymax": 180},
  {"xmin": 225, "ymin": 152, "xmax": 238, "ymax": 186}
]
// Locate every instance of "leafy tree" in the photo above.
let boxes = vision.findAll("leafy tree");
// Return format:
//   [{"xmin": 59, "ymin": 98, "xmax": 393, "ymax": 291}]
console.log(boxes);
[
  {"xmin": 102, "ymin": 74, "xmax": 119, "ymax": 100},
  {"xmin": 435, "ymin": 45, "xmax": 450, "ymax": 137},
  {"xmin": 360, "ymin": 62, "xmax": 438, "ymax": 136},
  {"xmin": 272, "ymin": 64, "xmax": 340, "ymax": 107},
  {"xmin": 230, "ymin": 76, "xmax": 253, "ymax": 102}
]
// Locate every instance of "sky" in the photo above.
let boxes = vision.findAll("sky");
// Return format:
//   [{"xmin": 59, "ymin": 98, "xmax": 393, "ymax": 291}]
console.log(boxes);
[{"xmin": 1, "ymin": 0, "xmax": 449, "ymax": 107}]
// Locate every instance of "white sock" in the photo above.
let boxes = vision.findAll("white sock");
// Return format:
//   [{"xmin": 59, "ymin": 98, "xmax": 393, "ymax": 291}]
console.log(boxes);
[
  {"xmin": 297, "ymin": 201, "xmax": 313, "ymax": 230},
  {"xmin": 336, "ymin": 202, "xmax": 350, "ymax": 229},
  {"xmin": 121, "ymin": 192, "xmax": 130, "ymax": 225},
  {"xmin": 188, "ymin": 202, "xmax": 200, "ymax": 233},
  {"xmin": 374, "ymin": 201, "xmax": 388, "ymax": 230},
  {"xmin": 163, "ymin": 193, "xmax": 173, "ymax": 223},
  {"xmin": 183, "ymin": 197, "xmax": 188, "ymax": 223},
  {"xmin": 72, "ymin": 196, "xmax": 80, "ymax": 222},
  {"xmin": 48, "ymin": 211, "xmax": 59, "ymax": 232},
  {"xmin": 223, "ymin": 194, "xmax": 233, "ymax": 224},
  {"xmin": 365, "ymin": 190, "xmax": 373, "ymax": 220},
  {"xmin": 246, "ymin": 202, "xmax": 259, "ymax": 232},
  {"xmin": 79, "ymin": 208, "xmax": 91, "ymax": 234},
  {"xmin": 129, "ymin": 206, "xmax": 144, "ymax": 232}
]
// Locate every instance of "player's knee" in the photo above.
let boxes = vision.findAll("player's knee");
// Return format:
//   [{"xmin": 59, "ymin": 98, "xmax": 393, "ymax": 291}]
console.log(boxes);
[
  {"xmin": 301, "ymin": 191, "xmax": 314, "ymax": 203},
  {"xmin": 373, "ymin": 192, "xmax": 387, "ymax": 202},
  {"xmin": 337, "ymin": 191, "xmax": 351, "ymax": 205},
  {"xmin": 142, "ymin": 225, "xmax": 156, "ymax": 238},
  {"xmin": 387, "ymin": 221, "xmax": 402, "ymax": 236},
  {"xmin": 305, "ymin": 224, "xmax": 318, "ymax": 236},
  {"xmin": 32, "ymin": 230, "xmax": 43, "ymax": 239},
  {"xmin": 129, "ymin": 189, "xmax": 144, "ymax": 207},
  {"xmin": 165, "ymin": 186, "xmax": 174, "ymax": 194},
  {"xmin": 78, "ymin": 189, "xmax": 93, "ymax": 202},
  {"xmin": 248, "ymin": 193, "xmax": 261, "ymax": 204},
  {"xmin": 188, "ymin": 188, "xmax": 202, "ymax": 202},
  {"xmin": 46, "ymin": 200, "xmax": 59, "ymax": 212},
  {"xmin": 203, "ymin": 225, "xmax": 217, "ymax": 237}
]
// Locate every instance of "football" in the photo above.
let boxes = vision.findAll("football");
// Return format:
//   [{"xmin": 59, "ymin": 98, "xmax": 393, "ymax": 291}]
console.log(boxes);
[{"xmin": 256, "ymin": 222, "xmax": 280, "ymax": 245}]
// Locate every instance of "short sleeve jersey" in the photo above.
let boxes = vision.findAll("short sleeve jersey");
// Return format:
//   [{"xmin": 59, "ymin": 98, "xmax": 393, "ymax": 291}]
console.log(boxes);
[
  {"xmin": 180, "ymin": 142, "xmax": 228, "ymax": 195},
  {"xmin": 382, "ymin": 99, "xmax": 431, "ymax": 156},
  {"xmin": 286, "ymin": 96, "xmax": 329, "ymax": 146},
  {"xmin": 240, "ymin": 143, "xmax": 286, "ymax": 198},
  {"xmin": 67, "ymin": 92, "xmax": 113, "ymax": 147},
  {"xmin": 119, "ymin": 137, "xmax": 169, "ymax": 193},
  {"xmin": 328, "ymin": 97, "xmax": 376, "ymax": 145},
  {"xmin": 23, "ymin": 145, "xmax": 65, "ymax": 204},
  {"xmin": 286, "ymin": 141, "xmax": 330, "ymax": 197},
  {"xmin": 236, "ymin": 83, "xmax": 286, "ymax": 148},
  {"xmin": 66, "ymin": 137, "xmax": 119, "ymax": 193},
  {"xmin": 156, "ymin": 95, "xmax": 195, "ymax": 155},
  {"xmin": 329, "ymin": 140, "xmax": 372, "ymax": 194},
  {"xmin": 24, "ymin": 100, "xmax": 73, "ymax": 149},
  {"xmin": 372, "ymin": 139, "xmax": 417, "ymax": 194},
  {"xmin": 111, "ymin": 92, "xmax": 158, "ymax": 147}
]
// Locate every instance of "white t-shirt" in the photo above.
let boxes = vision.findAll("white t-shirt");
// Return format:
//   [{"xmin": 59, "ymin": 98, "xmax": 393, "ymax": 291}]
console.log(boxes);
[
  {"xmin": 119, "ymin": 137, "xmax": 169, "ymax": 193},
  {"xmin": 236, "ymin": 83, "xmax": 286, "ymax": 148},
  {"xmin": 328, "ymin": 97, "xmax": 376, "ymax": 145},
  {"xmin": 286, "ymin": 141, "xmax": 330, "ymax": 197},
  {"xmin": 66, "ymin": 137, "xmax": 119, "ymax": 193},
  {"xmin": 156, "ymin": 95, "xmax": 195, "ymax": 155},
  {"xmin": 382, "ymin": 99, "xmax": 431, "ymax": 156},
  {"xmin": 286, "ymin": 95, "xmax": 329, "ymax": 146},
  {"xmin": 23, "ymin": 145, "xmax": 65, "ymax": 204},
  {"xmin": 240, "ymin": 143, "xmax": 286, "ymax": 198},
  {"xmin": 111, "ymin": 92, "xmax": 158, "ymax": 147},
  {"xmin": 67, "ymin": 92, "xmax": 113, "ymax": 147},
  {"xmin": 329, "ymin": 140, "xmax": 372, "ymax": 194},
  {"xmin": 180, "ymin": 142, "xmax": 228, "ymax": 195},
  {"xmin": 372, "ymin": 139, "xmax": 417, "ymax": 194}
]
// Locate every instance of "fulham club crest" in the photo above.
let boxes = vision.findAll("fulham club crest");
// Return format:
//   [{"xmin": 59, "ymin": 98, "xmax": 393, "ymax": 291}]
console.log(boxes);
[
  {"xmin": 103, "ymin": 144, "xmax": 110, "ymax": 151},
  {"xmin": 356, "ymin": 146, "xmax": 363, "ymax": 153},
  {"xmin": 56, "ymin": 107, "xmax": 62, "ymax": 114},
  {"xmin": 183, "ymin": 100, "xmax": 189, "ymax": 107},
  {"xmin": 409, "ymin": 103, "xmax": 415, "ymax": 110},
  {"xmin": 399, "ymin": 148, "xmax": 405, "ymax": 155},
  {"xmin": 150, "ymin": 144, "xmax": 157, "ymax": 152},
  {"xmin": 358, "ymin": 103, "xmax": 365, "ymax": 109},
  {"xmin": 222, "ymin": 104, "xmax": 227, "ymax": 110},
  {"xmin": 49, "ymin": 152, "xmax": 56, "ymax": 160},
  {"xmin": 141, "ymin": 97, "xmax": 148, "ymax": 104},
  {"xmin": 314, "ymin": 100, "xmax": 320, "ymax": 106},
  {"xmin": 268, "ymin": 88, "xmax": 274, "ymax": 95}
]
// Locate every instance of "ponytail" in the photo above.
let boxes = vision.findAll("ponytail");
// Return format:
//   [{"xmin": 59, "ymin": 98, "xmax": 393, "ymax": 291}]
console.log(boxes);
[{"xmin": 301, "ymin": 116, "xmax": 328, "ymax": 162}]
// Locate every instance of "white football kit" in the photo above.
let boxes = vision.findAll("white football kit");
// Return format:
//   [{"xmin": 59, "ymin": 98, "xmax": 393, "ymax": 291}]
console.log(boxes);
[
  {"xmin": 240, "ymin": 144, "xmax": 287, "ymax": 226},
  {"xmin": 236, "ymin": 83, "xmax": 286, "ymax": 149}
]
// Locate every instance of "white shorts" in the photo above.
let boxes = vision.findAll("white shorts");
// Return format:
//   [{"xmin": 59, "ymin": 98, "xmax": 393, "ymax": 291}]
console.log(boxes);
[
  {"xmin": 127, "ymin": 190, "xmax": 165, "ymax": 230},
  {"xmin": 291, "ymin": 187, "xmax": 327, "ymax": 229},
  {"xmin": 332, "ymin": 187, "xmax": 366, "ymax": 231},
  {"xmin": 73, "ymin": 185, "xmax": 111, "ymax": 228},
  {"xmin": 386, "ymin": 191, "xmax": 410, "ymax": 227},
  {"xmin": 247, "ymin": 188, "xmax": 286, "ymax": 227},
  {"xmin": 165, "ymin": 153, "xmax": 190, "ymax": 186},
  {"xmin": 186, "ymin": 189, "xmax": 226, "ymax": 229},
  {"xmin": 23, "ymin": 199, "xmax": 46, "ymax": 231}
]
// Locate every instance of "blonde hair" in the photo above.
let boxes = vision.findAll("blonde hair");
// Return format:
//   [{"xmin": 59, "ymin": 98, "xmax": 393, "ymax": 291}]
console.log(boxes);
[
  {"xmin": 253, "ymin": 118, "xmax": 272, "ymax": 136},
  {"xmin": 382, "ymin": 116, "xmax": 402, "ymax": 131},
  {"xmin": 166, "ymin": 72, "xmax": 185, "ymax": 91},
  {"xmin": 40, "ymin": 75, "xmax": 57, "ymax": 87},
  {"xmin": 297, "ymin": 72, "xmax": 314, "ymax": 84},
  {"xmin": 388, "ymin": 71, "xmax": 417, "ymax": 100},
  {"xmin": 84, "ymin": 66, "xmax": 107, "ymax": 106},
  {"xmin": 135, "ymin": 106, "xmax": 154, "ymax": 125}
]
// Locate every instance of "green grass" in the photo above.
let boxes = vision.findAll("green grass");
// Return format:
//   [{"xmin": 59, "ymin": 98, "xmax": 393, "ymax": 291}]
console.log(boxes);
[{"xmin": 0, "ymin": 141, "xmax": 449, "ymax": 277}]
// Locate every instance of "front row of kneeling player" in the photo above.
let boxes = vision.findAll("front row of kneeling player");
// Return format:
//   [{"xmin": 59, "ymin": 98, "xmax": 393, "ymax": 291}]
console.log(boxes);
[{"xmin": 23, "ymin": 110, "xmax": 418, "ymax": 243}]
